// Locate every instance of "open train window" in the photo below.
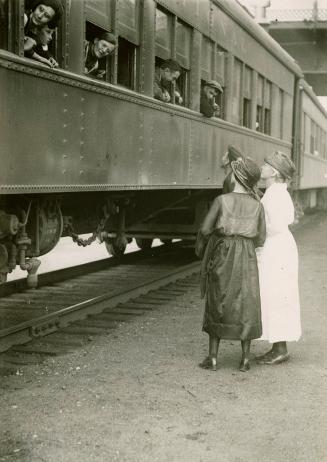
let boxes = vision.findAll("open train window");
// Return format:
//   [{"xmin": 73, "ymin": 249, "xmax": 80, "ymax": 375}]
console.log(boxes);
[
  {"xmin": 117, "ymin": 36, "xmax": 137, "ymax": 90},
  {"xmin": 0, "ymin": 0, "xmax": 9, "ymax": 50},
  {"xmin": 256, "ymin": 74, "xmax": 264, "ymax": 132},
  {"xmin": 243, "ymin": 66, "xmax": 252, "ymax": 128},
  {"xmin": 264, "ymin": 108, "xmax": 271, "ymax": 135},
  {"xmin": 175, "ymin": 20, "xmax": 191, "ymax": 107},
  {"xmin": 85, "ymin": 21, "xmax": 115, "ymax": 83},
  {"xmin": 279, "ymin": 89, "xmax": 284, "ymax": 138},
  {"xmin": 154, "ymin": 11, "xmax": 190, "ymax": 107},
  {"xmin": 175, "ymin": 68, "xmax": 189, "ymax": 107},
  {"xmin": 264, "ymin": 81, "xmax": 272, "ymax": 135},
  {"xmin": 256, "ymin": 106, "xmax": 263, "ymax": 131},
  {"xmin": 232, "ymin": 58, "xmax": 242, "ymax": 125},
  {"xmin": 310, "ymin": 119, "xmax": 315, "ymax": 154},
  {"xmin": 215, "ymin": 48, "xmax": 226, "ymax": 119},
  {"xmin": 243, "ymin": 99, "xmax": 251, "ymax": 128}
]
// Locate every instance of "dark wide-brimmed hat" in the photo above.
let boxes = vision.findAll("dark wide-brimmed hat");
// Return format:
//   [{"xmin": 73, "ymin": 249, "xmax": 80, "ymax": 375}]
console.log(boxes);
[
  {"xmin": 265, "ymin": 151, "xmax": 296, "ymax": 180},
  {"xmin": 231, "ymin": 157, "xmax": 262, "ymax": 200},
  {"xmin": 30, "ymin": 0, "xmax": 64, "ymax": 26}
]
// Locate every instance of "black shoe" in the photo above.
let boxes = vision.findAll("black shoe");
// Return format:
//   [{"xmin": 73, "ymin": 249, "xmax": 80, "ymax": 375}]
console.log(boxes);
[{"xmin": 199, "ymin": 356, "xmax": 217, "ymax": 371}]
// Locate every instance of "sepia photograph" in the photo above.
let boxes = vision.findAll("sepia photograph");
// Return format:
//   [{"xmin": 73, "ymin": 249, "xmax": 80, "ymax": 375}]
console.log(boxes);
[{"xmin": 0, "ymin": 0, "xmax": 326, "ymax": 460}]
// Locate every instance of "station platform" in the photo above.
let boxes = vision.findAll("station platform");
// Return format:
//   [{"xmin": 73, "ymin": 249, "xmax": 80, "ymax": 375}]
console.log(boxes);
[{"xmin": 0, "ymin": 213, "xmax": 326, "ymax": 462}]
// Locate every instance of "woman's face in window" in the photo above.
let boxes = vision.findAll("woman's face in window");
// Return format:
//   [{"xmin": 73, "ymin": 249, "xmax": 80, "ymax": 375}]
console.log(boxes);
[
  {"xmin": 37, "ymin": 26, "xmax": 54, "ymax": 45},
  {"xmin": 93, "ymin": 39, "xmax": 115, "ymax": 58},
  {"xmin": 31, "ymin": 5, "xmax": 55, "ymax": 26}
]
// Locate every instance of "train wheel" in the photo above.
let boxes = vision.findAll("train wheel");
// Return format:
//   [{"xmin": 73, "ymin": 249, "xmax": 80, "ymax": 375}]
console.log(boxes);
[
  {"xmin": 105, "ymin": 238, "xmax": 126, "ymax": 257},
  {"xmin": 136, "ymin": 238, "xmax": 153, "ymax": 250}
]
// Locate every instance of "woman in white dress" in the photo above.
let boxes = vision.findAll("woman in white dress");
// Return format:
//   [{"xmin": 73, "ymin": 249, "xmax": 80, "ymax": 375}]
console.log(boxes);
[{"xmin": 256, "ymin": 151, "xmax": 301, "ymax": 365}]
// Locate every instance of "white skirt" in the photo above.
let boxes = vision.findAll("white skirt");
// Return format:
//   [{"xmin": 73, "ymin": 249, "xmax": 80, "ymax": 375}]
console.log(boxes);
[{"xmin": 257, "ymin": 230, "xmax": 301, "ymax": 343}]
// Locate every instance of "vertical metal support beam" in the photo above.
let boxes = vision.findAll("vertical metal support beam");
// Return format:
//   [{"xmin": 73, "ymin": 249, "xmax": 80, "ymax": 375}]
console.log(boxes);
[
  {"xmin": 66, "ymin": 0, "xmax": 85, "ymax": 74},
  {"xmin": 139, "ymin": 0, "xmax": 155, "ymax": 96},
  {"xmin": 189, "ymin": 29, "xmax": 201, "ymax": 112},
  {"xmin": 224, "ymin": 53, "xmax": 234, "ymax": 123}
]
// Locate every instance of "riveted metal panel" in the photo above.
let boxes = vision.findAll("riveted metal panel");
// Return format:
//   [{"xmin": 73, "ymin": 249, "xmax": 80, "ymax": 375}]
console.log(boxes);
[{"xmin": 0, "ymin": 54, "xmax": 294, "ymax": 195}]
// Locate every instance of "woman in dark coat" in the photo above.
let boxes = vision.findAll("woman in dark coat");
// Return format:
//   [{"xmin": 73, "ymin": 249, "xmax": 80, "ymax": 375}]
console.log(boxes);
[{"xmin": 197, "ymin": 156, "xmax": 266, "ymax": 372}]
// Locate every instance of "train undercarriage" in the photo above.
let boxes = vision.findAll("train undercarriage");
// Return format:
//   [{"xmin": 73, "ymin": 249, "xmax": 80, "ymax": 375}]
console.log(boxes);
[{"xmin": 0, "ymin": 189, "xmax": 217, "ymax": 287}]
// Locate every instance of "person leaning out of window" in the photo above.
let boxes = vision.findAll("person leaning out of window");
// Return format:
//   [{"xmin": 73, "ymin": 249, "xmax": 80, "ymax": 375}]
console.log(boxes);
[
  {"xmin": 153, "ymin": 59, "xmax": 183, "ymax": 104},
  {"xmin": 24, "ymin": 0, "xmax": 64, "ymax": 66},
  {"xmin": 200, "ymin": 79, "xmax": 223, "ymax": 118},
  {"xmin": 84, "ymin": 32, "xmax": 116, "ymax": 80}
]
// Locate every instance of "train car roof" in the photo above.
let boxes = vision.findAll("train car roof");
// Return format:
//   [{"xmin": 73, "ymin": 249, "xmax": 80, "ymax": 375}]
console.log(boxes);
[
  {"xmin": 300, "ymin": 79, "xmax": 327, "ymax": 117},
  {"xmin": 216, "ymin": 0, "xmax": 303, "ymax": 78}
]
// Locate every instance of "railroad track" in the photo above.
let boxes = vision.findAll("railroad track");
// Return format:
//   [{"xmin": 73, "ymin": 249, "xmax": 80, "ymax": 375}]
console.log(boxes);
[{"xmin": 0, "ymin": 245, "xmax": 200, "ymax": 375}]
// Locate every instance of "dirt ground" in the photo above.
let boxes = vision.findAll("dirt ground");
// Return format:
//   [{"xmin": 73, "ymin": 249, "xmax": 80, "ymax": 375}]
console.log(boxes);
[{"xmin": 0, "ymin": 212, "xmax": 327, "ymax": 462}]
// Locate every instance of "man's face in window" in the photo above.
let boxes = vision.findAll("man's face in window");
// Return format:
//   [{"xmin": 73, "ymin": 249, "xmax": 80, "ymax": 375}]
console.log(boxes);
[
  {"xmin": 203, "ymin": 85, "xmax": 218, "ymax": 102},
  {"xmin": 162, "ymin": 68, "xmax": 180, "ymax": 84},
  {"xmin": 93, "ymin": 39, "xmax": 115, "ymax": 59}
]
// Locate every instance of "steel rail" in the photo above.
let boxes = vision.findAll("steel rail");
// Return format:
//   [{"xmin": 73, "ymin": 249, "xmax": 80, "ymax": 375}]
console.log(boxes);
[
  {"xmin": 0, "ymin": 242, "xmax": 187, "ymax": 298},
  {"xmin": 0, "ymin": 260, "xmax": 200, "ymax": 353}
]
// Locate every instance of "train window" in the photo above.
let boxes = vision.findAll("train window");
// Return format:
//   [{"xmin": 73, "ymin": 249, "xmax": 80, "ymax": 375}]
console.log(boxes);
[
  {"xmin": 243, "ymin": 66, "xmax": 252, "ymax": 128},
  {"xmin": 117, "ymin": 0, "xmax": 140, "ymax": 46},
  {"xmin": 232, "ymin": 58, "xmax": 242, "ymax": 125},
  {"xmin": 85, "ymin": 0, "xmax": 112, "ymax": 30},
  {"xmin": 176, "ymin": 20, "xmax": 191, "ymax": 69},
  {"xmin": 215, "ymin": 48, "xmax": 226, "ymax": 119},
  {"xmin": 310, "ymin": 119, "xmax": 315, "ymax": 154},
  {"xmin": 154, "ymin": 12, "xmax": 191, "ymax": 107},
  {"xmin": 256, "ymin": 75, "xmax": 264, "ymax": 132},
  {"xmin": 0, "ymin": 0, "xmax": 9, "ymax": 50},
  {"xmin": 118, "ymin": 0, "xmax": 138, "ymax": 32},
  {"xmin": 155, "ymin": 7, "xmax": 172, "ymax": 59},
  {"xmin": 175, "ymin": 69, "xmax": 189, "ymax": 107},
  {"xmin": 316, "ymin": 125, "xmax": 320, "ymax": 155},
  {"xmin": 243, "ymin": 99, "xmax": 251, "ymax": 129},
  {"xmin": 176, "ymin": 20, "xmax": 191, "ymax": 107},
  {"xmin": 279, "ymin": 89, "xmax": 284, "ymax": 138},
  {"xmin": 264, "ymin": 81, "xmax": 272, "ymax": 135},
  {"xmin": 264, "ymin": 108, "xmax": 271, "ymax": 135},
  {"xmin": 301, "ymin": 112, "xmax": 306, "ymax": 150},
  {"xmin": 85, "ymin": 22, "xmax": 115, "ymax": 83},
  {"xmin": 201, "ymin": 36, "xmax": 214, "ymax": 82},
  {"xmin": 117, "ymin": 36, "xmax": 138, "ymax": 90}
]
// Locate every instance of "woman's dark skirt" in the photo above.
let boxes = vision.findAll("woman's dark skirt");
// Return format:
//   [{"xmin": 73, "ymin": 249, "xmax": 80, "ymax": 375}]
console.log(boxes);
[{"xmin": 200, "ymin": 233, "xmax": 262, "ymax": 341}]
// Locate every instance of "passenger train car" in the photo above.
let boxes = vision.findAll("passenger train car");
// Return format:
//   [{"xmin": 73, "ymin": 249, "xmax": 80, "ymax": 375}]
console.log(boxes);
[
  {"xmin": 295, "ymin": 79, "xmax": 327, "ymax": 210},
  {"xmin": 0, "ymin": 0, "xmax": 326, "ymax": 285}
]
